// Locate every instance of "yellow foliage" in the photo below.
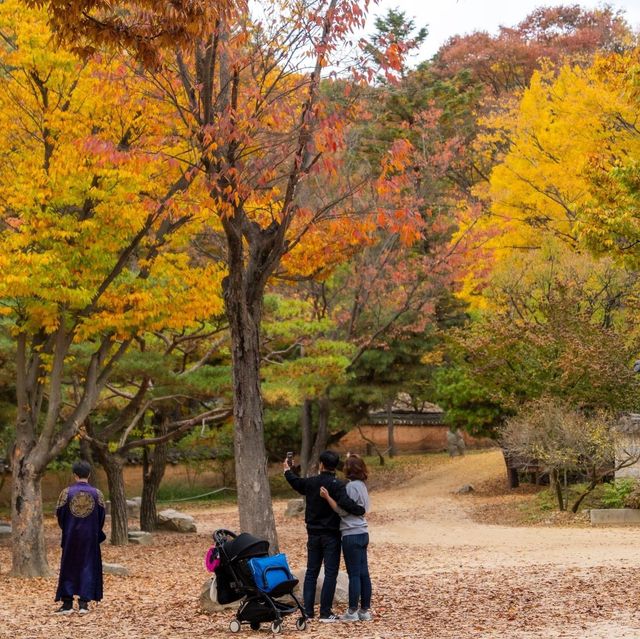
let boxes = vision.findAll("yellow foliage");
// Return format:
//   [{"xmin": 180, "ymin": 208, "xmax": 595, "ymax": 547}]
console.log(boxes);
[
  {"xmin": 458, "ymin": 48, "xmax": 640, "ymax": 307},
  {"xmin": 0, "ymin": 0, "xmax": 224, "ymax": 338}
]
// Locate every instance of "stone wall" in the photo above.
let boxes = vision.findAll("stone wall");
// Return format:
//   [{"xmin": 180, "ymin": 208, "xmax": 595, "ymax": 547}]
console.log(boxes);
[
  {"xmin": 615, "ymin": 414, "xmax": 640, "ymax": 480},
  {"xmin": 336, "ymin": 424, "xmax": 494, "ymax": 454},
  {"xmin": 616, "ymin": 434, "xmax": 640, "ymax": 480}
]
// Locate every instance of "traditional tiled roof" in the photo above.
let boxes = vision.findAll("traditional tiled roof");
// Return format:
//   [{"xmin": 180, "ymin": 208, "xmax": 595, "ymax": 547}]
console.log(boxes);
[{"xmin": 366, "ymin": 409, "xmax": 445, "ymax": 426}]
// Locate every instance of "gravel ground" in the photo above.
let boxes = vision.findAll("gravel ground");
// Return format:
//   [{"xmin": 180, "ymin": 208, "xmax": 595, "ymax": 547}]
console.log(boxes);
[{"xmin": 1, "ymin": 450, "xmax": 640, "ymax": 638}]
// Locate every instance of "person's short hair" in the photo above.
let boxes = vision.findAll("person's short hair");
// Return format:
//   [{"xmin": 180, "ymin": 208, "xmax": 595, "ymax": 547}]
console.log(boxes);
[
  {"xmin": 319, "ymin": 450, "xmax": 339, "ymax": 471},
  {"xmin": 72, "ymin": 460, "xmax": 92, "ymax": 479},
  {"xmin": 344, "ymin": 454, "xmax": 368, "ymax": 482}
]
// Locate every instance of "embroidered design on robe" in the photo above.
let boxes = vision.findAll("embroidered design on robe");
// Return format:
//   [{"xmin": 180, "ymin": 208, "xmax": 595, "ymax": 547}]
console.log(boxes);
[
  {"xmin": 56, "ymin": 487, "xmax": 69, "ymax": 509},
  {"xmin": 69, "ymin": 491, "xmax": 95, "ymax": 518}
]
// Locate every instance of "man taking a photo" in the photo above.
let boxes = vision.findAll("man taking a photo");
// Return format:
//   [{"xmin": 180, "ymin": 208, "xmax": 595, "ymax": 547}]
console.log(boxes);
[{"xmin": 284, "ymin": 450, "xmax": 365, "ymax": 622}]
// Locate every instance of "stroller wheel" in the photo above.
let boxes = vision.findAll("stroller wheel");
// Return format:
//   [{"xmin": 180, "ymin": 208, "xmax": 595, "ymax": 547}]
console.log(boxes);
[
  {"xmin": 270, "ymin": 621, "xmax": 283, "ymax": 634},
  {"xmin": 229, "ymin": 619, "xmax": 241, "ymax": 633},
  {"xmin": 295, "ymin": 617, "xmax": 307, "ymax": 631},
  {"xmin": 250, "ymin": 622, "xmax": 261, "ymax": 631}
]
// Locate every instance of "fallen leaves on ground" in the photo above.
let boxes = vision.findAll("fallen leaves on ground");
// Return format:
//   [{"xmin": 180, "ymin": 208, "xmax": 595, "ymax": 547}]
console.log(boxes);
[
  {"xmin": 2, "ymin": 505, "xmax": 640, "ymax": 639},
  {"xmin": 2, "ymin": 452, "xmax": 640, "ymax": 638}
]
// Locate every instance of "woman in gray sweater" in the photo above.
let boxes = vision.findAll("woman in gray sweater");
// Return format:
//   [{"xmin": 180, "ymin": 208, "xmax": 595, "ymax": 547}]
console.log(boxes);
[{"xmin": 320, "ymin": 454, "xmax": 372, "ymax": 622}]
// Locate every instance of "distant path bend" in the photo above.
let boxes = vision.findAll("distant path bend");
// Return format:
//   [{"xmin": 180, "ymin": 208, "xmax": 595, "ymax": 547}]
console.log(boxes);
[{"xmin": 371, "ymin": 449, "xmax": 640, "ymax": 572}]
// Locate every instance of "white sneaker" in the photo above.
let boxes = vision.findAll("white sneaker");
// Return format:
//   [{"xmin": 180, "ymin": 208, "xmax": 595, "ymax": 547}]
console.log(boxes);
[
  {"xmin": 318, "ymin": 614, "xmax": 340, "ymax": 623},
  {"xmin": 54, "ymin": 606, "xmax": 74, "ymax": 615},
  {"xmin": 78, "ymin": 606, "xmax": 90, "ymax": 615},
  {"xmin": 358, "ymin": 609, "xmax": 373, "ymax": 621},
  {"xmin": 339, "ymin": 609, "xmax": 359, "ymax": 622}
]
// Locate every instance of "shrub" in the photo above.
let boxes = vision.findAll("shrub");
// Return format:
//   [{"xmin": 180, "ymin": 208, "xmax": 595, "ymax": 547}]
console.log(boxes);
[
  {"xmin": 601, "ymin": 479, "xmax": 637, "ymax": 508},
  {"xmin": 623, "ymin": 481, "xmax": 640, "ymax": 509}
]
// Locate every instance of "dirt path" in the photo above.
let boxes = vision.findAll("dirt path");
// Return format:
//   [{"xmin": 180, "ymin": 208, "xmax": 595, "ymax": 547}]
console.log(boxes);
[
  {"xmin": 372, "ymin": 450, "xmax": 640, "ymax": 571},
  {"xmin": 361, "ymin": 449, "xmax": 640, "ymax": 638}
]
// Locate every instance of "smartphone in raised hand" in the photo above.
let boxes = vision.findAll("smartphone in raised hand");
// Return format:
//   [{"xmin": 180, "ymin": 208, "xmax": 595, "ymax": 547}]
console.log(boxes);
[{"xmin": 286, "ymin": 451, "xmax": 294, "ymax": 468}]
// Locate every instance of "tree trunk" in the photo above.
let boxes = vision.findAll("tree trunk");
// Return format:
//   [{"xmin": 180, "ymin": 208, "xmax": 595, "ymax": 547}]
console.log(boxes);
[
  {"xmin": 224, "ymin": 277, "xmax": 278, "ymax": 552},
  {"xmin": 507, "ymin": 466, "xmax": 519, "ymax": 489},
  {"xmin": 570, "ymin": 480, "xmax": 597, "ymax": 513},
  {"xmin": 501, "ymin": 448, "xmax": 519, "ymax": 489},
  {"xmin": 10, "ymin": 330, "xmax": 131, "ymax": 576},
  {"xmin": 140, "ymin": 420, "xmax": 168, "ymax": 532},
  {"xmin": 79, "ymin": 437, "xmax": 94, "ymax": 467},
  {"xmin": 357, "ymin": 425, "xmax": 385, "ymax": 466},
  {"xmin": 550, "ymin": 468, "xmax": 565, "ymax": 511},
  {"xmin": 386, "ymin": 399, "xmax": 396, "ymax": 458},
  {"xmin": 571, "ymin": 466, "xmax": 599, "ymax": 513},
  {"xmin": 300, "ymin": 399, "xmax": 313, "ymax": 477},
  {"xmin": 10, "ymin": 452, "xmax": 50, "ymax": 576},
  {"xmin": 92, "ymin": 446, "xmax": 128, "ymax": 545},
  {"xmin": 309, "ymin": 396, "xmax": 330, "ymax": 474}
]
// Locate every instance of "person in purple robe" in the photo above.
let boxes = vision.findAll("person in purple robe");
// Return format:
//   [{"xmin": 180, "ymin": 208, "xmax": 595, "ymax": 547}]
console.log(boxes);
[{"xmin": 54, "ymin": 460, "xmax": 106, "ymax": 614}]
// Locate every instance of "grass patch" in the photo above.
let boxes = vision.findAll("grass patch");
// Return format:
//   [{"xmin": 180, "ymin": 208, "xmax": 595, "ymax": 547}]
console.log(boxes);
[
  {"xmin": 365, "ymin": 452, "xmax": 449, "ymax": 491},
  {"xmin": 271, "ymin": 452, "xmax": 449, "ymax": 498},
  {"xmin": 514, "ymin": 488, "xmax": 558, "ymax": 524},
  {"xmin": 0, "ymin": 452, "xmax": 450, "ymax": 520},
  {"xmin": 513, "ymin": 481, "xmax": 636, "ymax": 525},
  {"xmin": 156, "ymin": 482, "xmax": 237, "ymax": 504}
]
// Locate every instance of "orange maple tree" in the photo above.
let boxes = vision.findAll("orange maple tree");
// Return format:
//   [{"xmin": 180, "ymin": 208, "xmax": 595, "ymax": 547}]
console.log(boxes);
[{"xmin": 132, "ymin": 0, "xmax": 431, "ymax": 548}]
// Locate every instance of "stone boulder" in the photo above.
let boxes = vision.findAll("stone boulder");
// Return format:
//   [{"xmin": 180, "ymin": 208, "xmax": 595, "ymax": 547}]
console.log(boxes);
[
  {"xmin": 0, "ymin": 523, "xmax": 11, "ymax": 540},
  {"xmin": 128, "ymin": 530, "xmax": 153, "ymax": 545},
  {"xmin": 103, "ymin": 562, "xmax": 129, "ymax": 576},
  {"xmin": 127, "ymin": 497, "xmax": 142, "ymax": 518},
  {"xmin": 285, "ymin": 499, "xmax": 305, "ymax": 517},
  {"xmin": 157, "ymin": 508, "xmax": 197, "ymax": 533},
  {"xmin": 104, "ymin": 498, "xmax": 141, "ymax": 518},
  {"xmin": 457, "ymin": 484, "xmax": 474, "ymax": 494},
  {"xmin": 199, "ymin": 576, "xmax": 240, "ymax": 613},
  {"xmin": 290, "ymin": 568, "xmax": 348, "ymax": 605}
]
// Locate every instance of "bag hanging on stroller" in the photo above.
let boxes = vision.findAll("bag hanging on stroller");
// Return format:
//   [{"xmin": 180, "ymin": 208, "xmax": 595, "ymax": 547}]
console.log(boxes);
[
  {"xmin": 211, "ymin": 529, "xmax": 307, "ymax": 634},
  {"xmin": 247, "ymin": 553, "xmax": 297, "ymax": 596}
]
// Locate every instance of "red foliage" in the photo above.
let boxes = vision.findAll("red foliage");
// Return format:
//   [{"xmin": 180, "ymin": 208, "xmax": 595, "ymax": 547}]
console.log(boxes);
[{"xmin": 433, "ymin": 5, "xmax": 631, "ymax": 95}]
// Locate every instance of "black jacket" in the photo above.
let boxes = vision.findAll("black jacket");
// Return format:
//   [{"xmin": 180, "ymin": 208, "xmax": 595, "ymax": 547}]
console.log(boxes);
[{"xmin": 284, "ymin": 469, "xmax": 366, "ymax": 535}]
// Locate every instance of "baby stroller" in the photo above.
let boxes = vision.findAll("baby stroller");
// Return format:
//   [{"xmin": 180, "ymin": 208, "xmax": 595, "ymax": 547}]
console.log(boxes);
[{"xmin": 208, "ymin": 528, "xmax": 307, "ymax": 634}]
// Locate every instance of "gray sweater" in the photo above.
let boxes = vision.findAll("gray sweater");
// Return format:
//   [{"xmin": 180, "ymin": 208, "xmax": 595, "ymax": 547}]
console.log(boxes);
[{"xmin": 337, "ymin": 480, "xmax": 369, "ymax": 537}]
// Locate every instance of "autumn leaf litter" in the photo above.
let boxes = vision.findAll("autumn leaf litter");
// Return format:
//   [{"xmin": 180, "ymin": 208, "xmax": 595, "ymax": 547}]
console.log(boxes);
[{"xmin": 2, "ymin": 450, "xmax": 640, "ymax": 638}]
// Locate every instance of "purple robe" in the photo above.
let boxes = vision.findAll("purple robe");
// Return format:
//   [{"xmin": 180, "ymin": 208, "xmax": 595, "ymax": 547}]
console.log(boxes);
[{"xmin": 55, "ymin": 481, "xmax": 106, "ymax": 602}]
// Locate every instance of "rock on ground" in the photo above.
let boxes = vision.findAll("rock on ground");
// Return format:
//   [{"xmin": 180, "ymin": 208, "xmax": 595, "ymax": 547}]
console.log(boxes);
[
  {"xmin": 199, "ymin": 576, "xmax": 240, "ymax": 613},
  {"xmin": 285, "ymin": 499, "xmax": 304, "ymax": 517},
  {"xmin": 103, "ymin": 562, "xmax": 129, "ymax": 576},
  {"xmin": 127, "ymin": 530, "xmax": 153, "ymax": 545},
  {"xmin": 290, "ymin": 568, "xmax": 348, "ymax": 606},
  {"xmin": 157, "ymin": 509, "xmax": 197, "ymax": 533}
]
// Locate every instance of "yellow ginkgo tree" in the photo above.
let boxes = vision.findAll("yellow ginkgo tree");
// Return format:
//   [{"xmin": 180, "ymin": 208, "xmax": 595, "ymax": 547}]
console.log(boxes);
[
  {"xmin": 459, "ymin": 48, "xmax": 640, "ymax": 301},
  {"xmin": 0, "ymin": 1, "xmax": 223, "ymax": 576}
]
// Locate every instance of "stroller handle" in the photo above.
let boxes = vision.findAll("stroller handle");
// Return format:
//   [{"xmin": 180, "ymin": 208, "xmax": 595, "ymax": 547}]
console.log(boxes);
[{"xmin": 213, "ymin": 528, "xmax": 237, "ymax": 543}]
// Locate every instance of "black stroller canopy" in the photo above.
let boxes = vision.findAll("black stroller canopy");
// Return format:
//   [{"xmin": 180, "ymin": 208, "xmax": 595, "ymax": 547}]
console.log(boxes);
[{"xmin": 223, "ymin": 532, "xmax": 270, "ymax": 561}]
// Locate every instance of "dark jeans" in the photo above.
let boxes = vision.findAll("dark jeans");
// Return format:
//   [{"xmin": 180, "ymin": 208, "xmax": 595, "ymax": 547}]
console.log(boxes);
[
  {"xmin": 341, "ymin": 533, "xmax": 371, "ymax": 610},
  {"xmin": 303, "ymin": 533, "xmax": 341, "ymax": 618}
]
